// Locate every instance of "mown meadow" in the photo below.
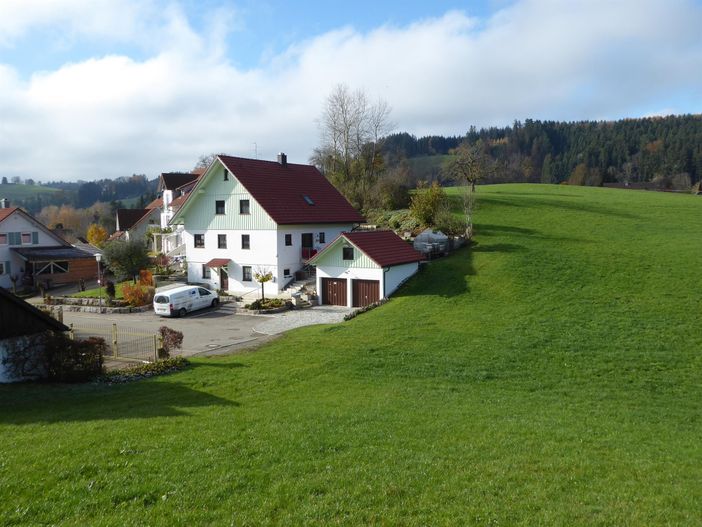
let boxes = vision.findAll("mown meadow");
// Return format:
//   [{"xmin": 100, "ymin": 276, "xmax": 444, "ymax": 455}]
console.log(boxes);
[{"xmin": 1, "ymin": 184, "xmax": 701, "ymax": 525}]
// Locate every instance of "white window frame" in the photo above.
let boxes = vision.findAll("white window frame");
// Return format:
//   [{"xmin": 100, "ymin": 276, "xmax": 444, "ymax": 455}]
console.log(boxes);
[
  {"xmin": 0, "ymin": 233, "xmax": 6, "ymax": 245},
  {"xmin": 21, "ymin": 232, "xmax": 32, "ymax": 245}
]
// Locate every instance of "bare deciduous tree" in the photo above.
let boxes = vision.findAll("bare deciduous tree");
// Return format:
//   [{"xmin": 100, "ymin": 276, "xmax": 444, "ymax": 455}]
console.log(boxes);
[{"xmin": 313, "ymin": 84, "xmax": 393, "ymax": 210}]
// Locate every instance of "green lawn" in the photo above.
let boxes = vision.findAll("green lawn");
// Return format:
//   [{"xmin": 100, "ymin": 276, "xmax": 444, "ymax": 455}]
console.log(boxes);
[
  {"xmin": 2, "ymin": 184, "xmax": 701, "ymax": 525},
  {"xmin": 71, "ymin": 281, "xmax": 129, "ymax": 300}
]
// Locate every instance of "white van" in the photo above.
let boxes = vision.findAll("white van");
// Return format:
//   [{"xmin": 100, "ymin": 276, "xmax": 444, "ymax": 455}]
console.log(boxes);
[{"xmin": 153, "ymin": 285, "xmax": 219, "ymax": 317}]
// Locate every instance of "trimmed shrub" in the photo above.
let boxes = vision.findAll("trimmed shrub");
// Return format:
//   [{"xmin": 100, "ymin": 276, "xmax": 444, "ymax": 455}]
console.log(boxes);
[
  {"xmin": 158, "ymin": 326, "xmax": 184, "ymax": 359},
  {"xmin": 245, "ymin": 298, "xmax": 288, "ymax": 310}
]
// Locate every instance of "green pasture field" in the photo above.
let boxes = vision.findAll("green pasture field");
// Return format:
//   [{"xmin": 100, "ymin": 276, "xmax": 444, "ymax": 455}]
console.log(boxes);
[{"xmin": 1, "ymin": 184, "xmax": 701, "ymax": 525}]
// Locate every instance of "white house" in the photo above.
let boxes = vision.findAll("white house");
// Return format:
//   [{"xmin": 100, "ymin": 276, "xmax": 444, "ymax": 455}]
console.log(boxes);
[
  {"xmin": 0, "ymin": 202, "xmax": 97, "ymax": 290},
  {"xmin": 155, "ymin": 171, "xmax": 202, "ymax": 256},
  {"xmin": 308, "ymin": 230, "xmax": 423, "ymax": 307},
  {"xmin": 169, "ymin": 153, "xmax": 365, "ymax": 296}
]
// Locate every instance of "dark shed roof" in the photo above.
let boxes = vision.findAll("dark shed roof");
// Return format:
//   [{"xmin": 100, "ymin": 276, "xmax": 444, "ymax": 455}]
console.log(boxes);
[
  {"xmin": 0, "ymin": 287, "xmax": 68, "ymax": 338},
  {"xmin": 12, "ymin": 246, "xmax": 95, "ymax": 261}
]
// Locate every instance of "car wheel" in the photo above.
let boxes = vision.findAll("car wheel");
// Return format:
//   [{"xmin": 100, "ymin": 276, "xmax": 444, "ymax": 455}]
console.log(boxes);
[
  {"xmin": 178, "ymin": 308, "xmax": 187, "ymax": 317},
  {"xmin": 211, "ymin": 299, "xmax": 219, "ymax": 307}
]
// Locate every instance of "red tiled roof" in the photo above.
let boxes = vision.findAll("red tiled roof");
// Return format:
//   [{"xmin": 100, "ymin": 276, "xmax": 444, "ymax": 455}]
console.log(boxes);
[
  {"xmin": 218, "ymin": 155, "xmax": 364, "ymax": 225},
  {"xmin": 206, "ymin": 258, "xmax": 231, "ymax": 268},
  {"xmin": 0, "ymin": 206, "xmax": 19, "ymax": 223},
  {"xmin": 170, "ymin": 195, "xmax": 188, "ymax": 210},
  {"xmin": 146, "ymin": 197, "xmax": 163, "ymax": 209},
  {"xmin": 343, "ymin": 230, "xmax": 423, "ymax": 267}
]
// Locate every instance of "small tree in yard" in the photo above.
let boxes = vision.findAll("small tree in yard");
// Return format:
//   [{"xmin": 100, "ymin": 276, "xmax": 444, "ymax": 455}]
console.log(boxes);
[
  {"xmin": 410, "ymin": 181, "xmax": 448, "ymax": 227},
  {"xmin": 254, "ymin": 268, "xmax": 273, "ymax": 301},
  {"xmin": 102, "ymin": 239, "xmax": 150, "ymax": 283}
]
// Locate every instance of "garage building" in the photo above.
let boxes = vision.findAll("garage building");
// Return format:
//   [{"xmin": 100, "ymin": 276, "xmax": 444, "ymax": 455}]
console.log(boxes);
[{"xmin": 310, "ymin": 230, "xmax": 423, "ymax": 308}]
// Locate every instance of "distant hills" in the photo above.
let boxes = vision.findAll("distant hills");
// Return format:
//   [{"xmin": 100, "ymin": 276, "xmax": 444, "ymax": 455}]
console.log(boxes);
[{"xmin": 383, "ymin": 114, "xmax": 702, "ymax": 188}]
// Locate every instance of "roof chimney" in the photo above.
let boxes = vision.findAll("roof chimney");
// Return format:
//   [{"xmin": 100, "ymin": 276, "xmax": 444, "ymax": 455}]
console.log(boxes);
[
  {"xmin": 277, "ymin": 152, "xmax": 287, "ymax": 167},
  {"xmin": 0, "ymin": 198, "xmax": 9, "ymax": 209}
]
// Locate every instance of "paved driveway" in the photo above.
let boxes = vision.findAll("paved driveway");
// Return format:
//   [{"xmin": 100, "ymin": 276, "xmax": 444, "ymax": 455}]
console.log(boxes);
[{"xmin": 62, "ymin": 304, "xmax": 352, "ymax": 358}]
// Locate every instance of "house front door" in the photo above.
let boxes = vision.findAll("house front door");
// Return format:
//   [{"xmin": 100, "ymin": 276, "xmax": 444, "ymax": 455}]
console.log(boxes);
[
  {"xmin": 301, "ymin": 233, "xmax": 314, "ymax": 259},
  {"xmin": 220, "ymin": 267, "xmax": 229, "ymax": 290}
]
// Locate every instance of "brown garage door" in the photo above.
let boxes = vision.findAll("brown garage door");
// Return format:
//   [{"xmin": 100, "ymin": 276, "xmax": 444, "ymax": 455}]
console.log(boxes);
[
  {"xmin": 322, "ymin": 277, "xmax": 347, "ymax": 306},
  {"xmin": 352, "ymin": 279, "xmax": 380, "ymax": 307}
]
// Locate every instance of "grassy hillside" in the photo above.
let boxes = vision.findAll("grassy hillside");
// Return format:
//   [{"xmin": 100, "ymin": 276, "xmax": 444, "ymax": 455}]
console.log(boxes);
[
  {"xmin": 0, "ymin": 183, "xmax": 64, "ymax": 200},
  {"xmin": 2, "ymin": 185, "xmax": 701, "ymax": 525}
]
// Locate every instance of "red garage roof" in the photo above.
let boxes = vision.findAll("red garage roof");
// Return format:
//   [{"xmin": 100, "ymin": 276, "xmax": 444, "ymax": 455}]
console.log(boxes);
[
  {"xmin": 343, "ymin": 230, "xmax": 423, "ymax": 267},
  {"xmin": 310, "ymin": 230, "xmax": 423, "ymax": 268},
  {"xmin": 218, "ymin": 155, "xmax": 364, "ymax": 225}
]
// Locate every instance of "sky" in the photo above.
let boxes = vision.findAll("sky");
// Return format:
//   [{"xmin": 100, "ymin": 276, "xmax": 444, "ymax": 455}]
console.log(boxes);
[{"xmin": 0, "ymin": 0, "xmax": 701, "ymax": 182}]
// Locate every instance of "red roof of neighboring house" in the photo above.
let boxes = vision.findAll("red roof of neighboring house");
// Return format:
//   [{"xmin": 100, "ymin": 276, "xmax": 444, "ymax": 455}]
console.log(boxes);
[
  {"xmin": 146, "ymin": 197, "xmax": 163, "ymax": 209},
  {"xmin": 0, "ymin": 206, "xmax": 19, "ymax": 223},
  {"xmin": 342, "ymin": 230, "xmax": 423, "ymax": 267},
  {"xmin": 218, "ymin": 155, "xmax": 365, "ymax": 225},
  {"xmin": 170, "ymin": 195, "xmax": 188, "ymax": 210},
  {"xmin": 108, "ymin": 231, "xmax": 124, "ymax": 241}
]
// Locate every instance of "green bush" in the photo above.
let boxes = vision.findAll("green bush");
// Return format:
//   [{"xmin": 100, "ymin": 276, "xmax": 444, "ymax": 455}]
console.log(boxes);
[{"xmin": 245, "ymin": 298, "xmax": 288, "ymax": 310}]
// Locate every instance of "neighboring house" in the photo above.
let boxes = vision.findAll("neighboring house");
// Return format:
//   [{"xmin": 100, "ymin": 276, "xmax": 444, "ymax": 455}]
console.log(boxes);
[
  {"xmin": 170, "ymin": 153, "xmax": 365, "ymax": 296},
  {"xmin": 0, "ymin": 203, "xmax": 97, "ymax": 290},
  {"xmin": 0, "ymin": 287, "xmax": 69, "ymax": 382},
  {"xmin": 309, "ymin": 230, "xmax": 423, "ymax": 307},
  {"xmin": 155, "ymin": 171, "xmax": 202, "ymax": 256},
  {"xmin": 110, "ymin": 207, "xmax": 160, "ymax": 247}
]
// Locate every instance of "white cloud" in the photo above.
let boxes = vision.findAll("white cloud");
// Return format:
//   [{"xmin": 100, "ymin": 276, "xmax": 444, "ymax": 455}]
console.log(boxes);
[{"xmin": 0, "ymin": 0, "xmax": 701, "ymax": 181}]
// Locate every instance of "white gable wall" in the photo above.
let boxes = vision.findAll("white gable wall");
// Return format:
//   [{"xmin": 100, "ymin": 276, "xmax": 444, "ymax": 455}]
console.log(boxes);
[{"xmin": 0, "ymin": 211, "xmax": 63, "ymax": 289}]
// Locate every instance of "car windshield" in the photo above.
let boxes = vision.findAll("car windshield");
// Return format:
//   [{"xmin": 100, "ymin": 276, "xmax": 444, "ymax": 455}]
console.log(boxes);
[{"xmin": 154, "ymin": 295, "xmax": 169, "ymax": 304}]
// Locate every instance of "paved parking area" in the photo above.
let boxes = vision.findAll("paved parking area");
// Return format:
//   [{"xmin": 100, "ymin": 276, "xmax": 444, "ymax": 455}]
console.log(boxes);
[{"xmin": 62, "ymin": 304, "xmax": 353, "ymax": 358}]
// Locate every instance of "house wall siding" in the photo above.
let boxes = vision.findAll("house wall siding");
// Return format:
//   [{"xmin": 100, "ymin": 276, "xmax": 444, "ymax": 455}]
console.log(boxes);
[
  {"xmin": 0, "ymin": 211, "xmax": 64, "ymax": 289},
  {"xmin": 311, "ymin": 240, "xmax": 380, "ymax": 270}
]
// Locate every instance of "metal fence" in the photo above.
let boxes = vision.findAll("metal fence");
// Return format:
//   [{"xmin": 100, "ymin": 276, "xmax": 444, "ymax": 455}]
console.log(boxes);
[{"xmin": 68, "ymin": 321, "xmax": 160, "ymax": 363}]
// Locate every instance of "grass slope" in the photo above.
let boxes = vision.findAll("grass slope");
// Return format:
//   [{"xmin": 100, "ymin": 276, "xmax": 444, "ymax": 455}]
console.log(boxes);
[
  {"xmin": 0, "ymin": 183, "xmax": 63, "ymax": 200},
  {"xmin": 2, "ymin": 184, "xmax": 702, "ymax": 525}
]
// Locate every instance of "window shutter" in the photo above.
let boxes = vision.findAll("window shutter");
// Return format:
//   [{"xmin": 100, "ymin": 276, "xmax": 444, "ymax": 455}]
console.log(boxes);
[
  {"xmin": 32, "ymin": 231, "xmax": 39, "ymax": 244},
  {"xmin": 5, "ymin": 261, "xmax": 10, "ymax": 275},
  {"xmin": 9, "ymin": 232, "xmax": 18, "ymax": 245}
]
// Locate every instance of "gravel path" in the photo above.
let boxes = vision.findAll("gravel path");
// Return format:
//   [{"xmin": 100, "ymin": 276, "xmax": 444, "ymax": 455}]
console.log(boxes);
[{"xmin": 252, "ymin": 306, "xmax": 353, "ymax": 335}]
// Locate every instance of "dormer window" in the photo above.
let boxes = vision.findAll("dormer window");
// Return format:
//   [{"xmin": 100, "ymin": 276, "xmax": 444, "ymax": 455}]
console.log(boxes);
[
  {"xmin": 343, "ymin": 247, "xmax": 354, "ymax": 260},
  {"xmin": 303, "ymin": 195, "xmax": 314, "ymax": 205},
  {"xmin": 224, "ymin": 169, "xmax": 229, "ymax": 181}
]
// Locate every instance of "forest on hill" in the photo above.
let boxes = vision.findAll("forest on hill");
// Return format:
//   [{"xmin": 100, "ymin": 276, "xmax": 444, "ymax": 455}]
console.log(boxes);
[{"xmin": 383, "ymin": 114, "xmax": 702, "ymax": 188}]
